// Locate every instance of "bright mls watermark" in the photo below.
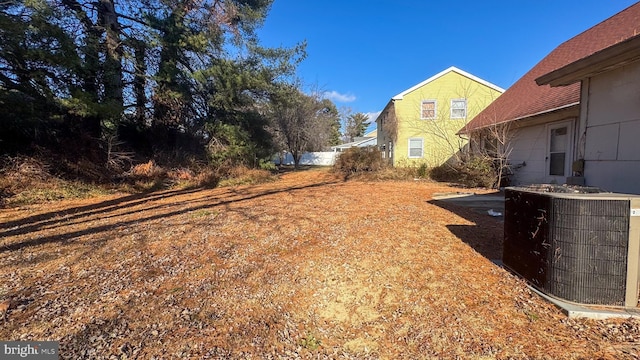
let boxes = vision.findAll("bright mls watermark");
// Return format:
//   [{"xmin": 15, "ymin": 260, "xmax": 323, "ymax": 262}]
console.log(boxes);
[{"xmin": 1, "ymin": 341, "xmax": 58, "ymax": 359}]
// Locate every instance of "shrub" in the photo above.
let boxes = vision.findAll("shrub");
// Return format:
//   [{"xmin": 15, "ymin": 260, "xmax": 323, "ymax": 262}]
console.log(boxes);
[
  {"xmin": 129, "ymin": 160, "xmax": 166, "ymax": 179},
  {"xmin": 167, "ymin": 168, "xmax": 195, "ymax": 181},
  {"xmin": 429, "ymin": 156, "xmax": 496, "ymax": 188},
  {"xmin": 193, "ymin": 168, "xmax": 220, "ymax": 188},
  {"xmin": 258, "ymin": 159, "xmax": 277, "ymax": 172},
  {"xmin": 416, "ymin": 163, "xmax": 429, "ymax": 179},
  {"xmin": 333, "ymin": 147, "xmax": 384, "ymax": 177}
]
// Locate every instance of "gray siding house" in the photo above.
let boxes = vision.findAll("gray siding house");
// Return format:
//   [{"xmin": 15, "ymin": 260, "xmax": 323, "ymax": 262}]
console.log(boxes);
[{"xmin": 461, "ymin": 3, "xmax": 640, "ymax": 194}]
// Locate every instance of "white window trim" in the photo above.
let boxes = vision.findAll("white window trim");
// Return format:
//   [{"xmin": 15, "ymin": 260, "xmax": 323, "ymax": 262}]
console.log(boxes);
[
  {"xmin": 450, "ymin": 98, "xmax": 467, "ymax": 119},
  {"xmin": 420, "ymin": 99, "xmax": 437, "ymax": 120},
  {"xmin": 408, "ymin": 138, "xmax": 424, "ymax": 158},
  {"xmin": 545, "ymin": 120, "xmax": 574, "ymax": 181}
]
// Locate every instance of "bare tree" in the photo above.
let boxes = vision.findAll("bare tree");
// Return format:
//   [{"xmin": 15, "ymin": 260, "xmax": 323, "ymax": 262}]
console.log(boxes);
[
  {"xmin": 269, "ymin": 84, "xmax": 337, "ymax": 168},
  {"xmin": 467, "ymin": 121, "xmax": 516, "ymax": 188}
]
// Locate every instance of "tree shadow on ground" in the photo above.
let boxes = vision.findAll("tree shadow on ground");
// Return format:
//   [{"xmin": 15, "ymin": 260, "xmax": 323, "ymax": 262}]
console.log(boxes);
[
  {"xmin": 428, "ymin": 193, "xmax": 505, "ymax": 261},
  {"xmin": 0, "ymin": 179, "xmax": 339, "ymax": 254},
  {"xmin": 0, "ymin": 187, "xmax": 204, "ymax": 237}
]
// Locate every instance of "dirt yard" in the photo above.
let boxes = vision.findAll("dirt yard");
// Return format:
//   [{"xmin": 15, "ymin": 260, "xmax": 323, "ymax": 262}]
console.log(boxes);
[{"xmin": 1, "ymin": 168, "xmax": 639, "ymax": 359}]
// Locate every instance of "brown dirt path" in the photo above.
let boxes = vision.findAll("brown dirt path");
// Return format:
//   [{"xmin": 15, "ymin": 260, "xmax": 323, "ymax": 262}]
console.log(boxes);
[{"xmin": 0, "ymin": 168, "xmax": 638, "ymax": 359}]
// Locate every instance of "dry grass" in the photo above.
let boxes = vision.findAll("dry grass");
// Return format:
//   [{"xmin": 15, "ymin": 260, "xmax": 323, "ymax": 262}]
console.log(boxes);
[
  {"xmin": 0, "ymin": 156, "xmax": 276, "ymax": 206},
  {"xmin": 0, "ymin": 156, "xmax": 111, "ymax": 207},
  {"xmin": 0, "ymin": 168, "xmax": 638, "ymax": 359}
]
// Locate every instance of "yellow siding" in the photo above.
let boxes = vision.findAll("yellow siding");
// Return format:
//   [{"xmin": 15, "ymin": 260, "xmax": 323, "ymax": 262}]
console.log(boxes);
[{"xmin": 378, "ymin": 70, "xmax": 502, "ymax": 167}]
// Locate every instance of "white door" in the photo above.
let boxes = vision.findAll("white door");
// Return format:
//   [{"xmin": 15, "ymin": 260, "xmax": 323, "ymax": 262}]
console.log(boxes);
[{"xmin": 546, "ymin": 120, "xmax": 574, "ymax": 184}]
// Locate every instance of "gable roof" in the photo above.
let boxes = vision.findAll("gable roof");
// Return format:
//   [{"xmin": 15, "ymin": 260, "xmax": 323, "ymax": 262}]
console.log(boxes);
[
  {"xmin": 461, "ymin": 2, "xmax": 640, "ymax": 133},
  {"xmin": 392, "ymin": 66, "xmax": 505, "ymax": 100}
]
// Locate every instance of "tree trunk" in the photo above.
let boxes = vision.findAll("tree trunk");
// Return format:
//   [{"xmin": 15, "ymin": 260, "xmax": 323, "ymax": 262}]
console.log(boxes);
[
  {"xmin": 133, "ymin": 40, "xmax": 147, "ymax": 125},
  {"xmin": 153, "ymin": 11, "xmax": 183, "ymax": 128},
  {"xmin": 293, "ymin": 150, "xmax": 301, "ymax": 169},
  {"xmin": 61, "ymin": 0, "xmax": 102, "ymax": 138},
  {"xmin": 99, "ymin": 0, "xmax": 123, "ymax": 119}
]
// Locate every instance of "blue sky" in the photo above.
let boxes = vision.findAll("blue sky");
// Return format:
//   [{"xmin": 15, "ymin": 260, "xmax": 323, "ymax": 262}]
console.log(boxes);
[{"xmin": 256, "ymin": 1, "xmax": 638, "ymax": 131}]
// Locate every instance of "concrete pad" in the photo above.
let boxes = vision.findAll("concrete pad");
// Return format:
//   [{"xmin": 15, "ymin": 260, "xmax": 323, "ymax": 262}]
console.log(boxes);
[
  {"xmin": 432, "ymin": 192, "xmax": 505, "ymax": 216},
  {"xmin": 531, "ymin": 287, "xmax": 640, "ymax": 320},
  {"xmin": 493, "ymin": 260, "xmax": 640, "ymax": 319}
]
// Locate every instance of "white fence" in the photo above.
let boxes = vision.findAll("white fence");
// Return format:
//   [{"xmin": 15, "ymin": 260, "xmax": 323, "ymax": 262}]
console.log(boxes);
[{"xmin": 273, "ymin": 152, "xmax": 338, "ymax": 166}]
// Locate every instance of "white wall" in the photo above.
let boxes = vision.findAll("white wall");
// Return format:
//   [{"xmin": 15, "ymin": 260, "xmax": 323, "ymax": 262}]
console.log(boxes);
[
  {"xmin": 583, "ymin": 61, "xmax": 640, "ymax": 194},
  {"xmin": 274, "ymin": 152, "xmax": 338, "ymax": 166}
]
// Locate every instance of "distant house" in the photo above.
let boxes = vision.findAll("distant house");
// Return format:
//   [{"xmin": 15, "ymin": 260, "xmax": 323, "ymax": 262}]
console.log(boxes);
[
  {"xmin": 376, "ymin": 67, "xmax": 504, "ymax": 167},
  {"xmin": 461, "ymin": 2, "xmax": 640, "ymax": 194},
  {"xmin": 331, "ymin": 129, "xmax": 377, "ymax": 152}
]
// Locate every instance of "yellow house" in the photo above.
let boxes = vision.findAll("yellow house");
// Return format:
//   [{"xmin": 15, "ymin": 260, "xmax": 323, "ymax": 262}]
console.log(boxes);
[{"xmin": 376, "ymin": 66, "xmax": 504, "ymax": 167}]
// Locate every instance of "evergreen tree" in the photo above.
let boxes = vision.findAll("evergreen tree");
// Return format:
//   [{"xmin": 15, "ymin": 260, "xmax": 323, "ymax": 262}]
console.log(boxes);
[
  {"xmin": 345, "ymin": 112, "xmax": 369, "ymax": 142},
  {"xmin": 0, "ymin": 0, "xmax": 308, "ymax": 173}
]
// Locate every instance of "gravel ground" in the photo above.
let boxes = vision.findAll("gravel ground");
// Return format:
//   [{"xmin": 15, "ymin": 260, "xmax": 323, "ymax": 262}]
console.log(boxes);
[{"xmin": 0, "ymin": 168, "xmax": 639, "ymax": 359}]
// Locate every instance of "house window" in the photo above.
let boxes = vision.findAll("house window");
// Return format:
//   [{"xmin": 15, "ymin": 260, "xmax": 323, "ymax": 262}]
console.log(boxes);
[
  {"xmin": 408, "ymin": 138, "xmax": 423, "ymax": 158},
  {"xmin": 451, "ymin": 99, "xmax": 467, "ymax": 119},
  {"xmin": 421, "ymin": 100, "xmax": 436, "ymax": 119},
  {"xmin": 549, "ymin": 126, "xmax": 568, "ymax": 176}
]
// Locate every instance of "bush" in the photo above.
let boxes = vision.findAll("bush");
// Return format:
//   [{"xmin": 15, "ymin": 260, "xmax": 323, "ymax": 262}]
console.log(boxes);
[
  {"xmin": 129, "ymin": 160, "xmax": 166, "ymax": 179},
  {"xmin": 333, "ymin": 147, "xmax": 384, "ymax": 177},
  {"xmin": 192, "ymin": 168, "xmax": 220, "ymax": 188},
  {"xmin": 429, "ymin": 156, "xmax": 496, "ymax": 188},
  {"xmin": 258, "ymin": 159, "xmax": 277, "ymax": 172},
  {"xmin": 416, "ymin": 163, "xmax": 429, "ymax": 179}
]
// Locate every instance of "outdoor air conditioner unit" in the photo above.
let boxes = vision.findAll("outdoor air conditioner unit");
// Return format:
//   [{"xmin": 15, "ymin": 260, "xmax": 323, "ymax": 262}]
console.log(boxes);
[{"xmin": 503, "ymin": 185, "xmax": 640, "ymax": 307}]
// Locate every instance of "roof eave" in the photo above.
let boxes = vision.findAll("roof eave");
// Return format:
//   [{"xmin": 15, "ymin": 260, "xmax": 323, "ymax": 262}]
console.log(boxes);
[
  {"xmin": 536, "ymin": 34, "xmax": 640, "ymax": 87},
  {"xmin": 459, "ymin": 102, "xmax": 580, "ymax": 134}
]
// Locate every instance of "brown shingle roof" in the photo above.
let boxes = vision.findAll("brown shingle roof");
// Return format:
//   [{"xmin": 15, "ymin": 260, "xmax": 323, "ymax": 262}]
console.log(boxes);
[{"xmin": 462, "ymin": 2, "xmax": 640, "ymax": 132}]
